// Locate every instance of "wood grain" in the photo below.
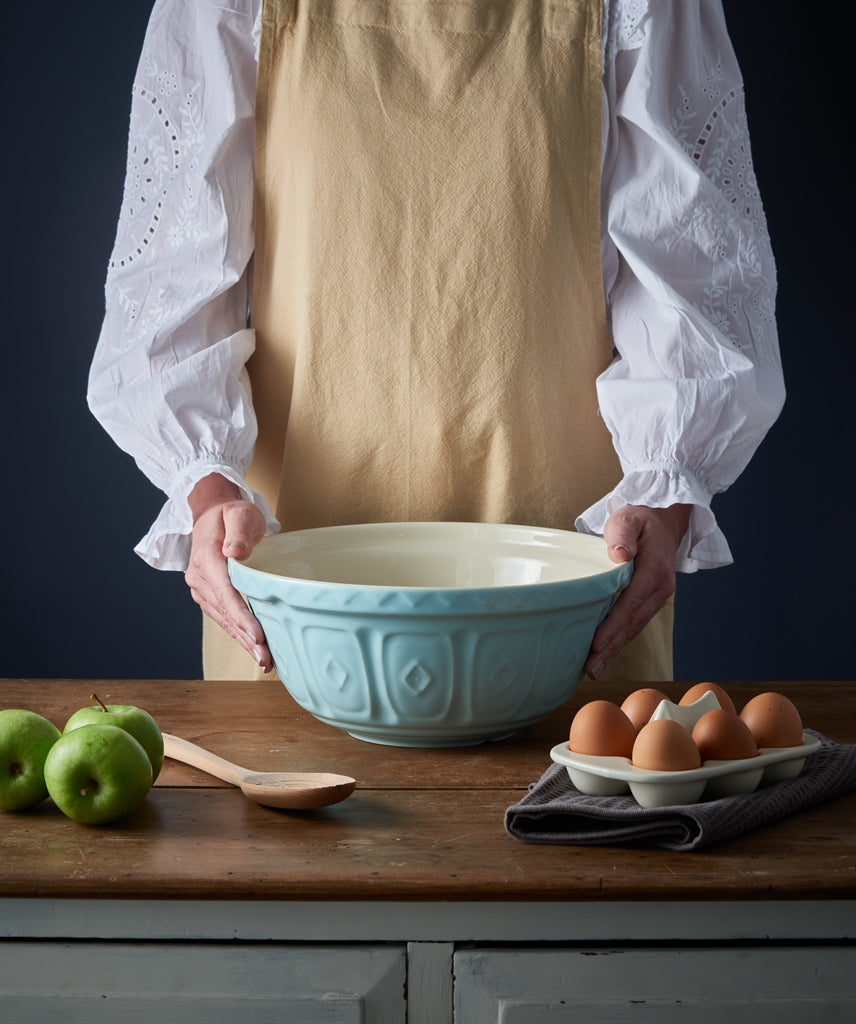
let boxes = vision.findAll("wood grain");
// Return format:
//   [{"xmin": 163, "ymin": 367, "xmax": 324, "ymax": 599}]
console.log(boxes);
[{"xmin": 2, "ymin": 678, "xmax": 854, "ymax": 902}]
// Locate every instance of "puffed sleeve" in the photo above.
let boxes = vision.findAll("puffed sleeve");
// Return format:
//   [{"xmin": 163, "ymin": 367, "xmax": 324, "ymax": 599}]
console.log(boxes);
[
  {"xmin": 87, "ymin": 0, "xmax": 278, "ymax": 571},
  {"xmin": 576, "ymin": 0, "xmax": 785, "ymax": 571}
]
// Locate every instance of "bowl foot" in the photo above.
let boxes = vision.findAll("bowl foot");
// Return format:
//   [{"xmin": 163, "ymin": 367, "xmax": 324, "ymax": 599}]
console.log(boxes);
[{"xmin": 344, "ymin": 728, "xmax": 518, "ymax": 748}]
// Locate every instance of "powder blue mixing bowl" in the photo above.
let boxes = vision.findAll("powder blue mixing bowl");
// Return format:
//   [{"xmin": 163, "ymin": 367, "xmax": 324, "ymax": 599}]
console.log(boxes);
[{"xmin": 229, "ymin": 522, "xmax": 632, "ymax": 747}]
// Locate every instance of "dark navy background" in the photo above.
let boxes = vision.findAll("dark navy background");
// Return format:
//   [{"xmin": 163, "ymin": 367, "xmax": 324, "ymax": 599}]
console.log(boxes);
[{"xmin": 2, "ymin": 2, "xmax": 850, "ymax": 681}]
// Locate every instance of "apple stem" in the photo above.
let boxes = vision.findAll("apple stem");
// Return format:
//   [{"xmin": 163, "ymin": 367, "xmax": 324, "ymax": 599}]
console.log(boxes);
[{"xmin": 90, "ymin": 693, "xmax": 109, "ymax": 714}]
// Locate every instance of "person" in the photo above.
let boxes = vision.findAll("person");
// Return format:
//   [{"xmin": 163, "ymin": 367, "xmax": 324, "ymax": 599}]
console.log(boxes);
[{"xmin": 88, "ymin": 0, "xmax": 784, "ymax": 683}]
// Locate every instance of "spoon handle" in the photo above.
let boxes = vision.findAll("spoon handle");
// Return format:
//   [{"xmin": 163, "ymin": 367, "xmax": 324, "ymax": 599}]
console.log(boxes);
[{"xmin": 162, "ymin": 733, "xmax": 249, "ymax": 787}]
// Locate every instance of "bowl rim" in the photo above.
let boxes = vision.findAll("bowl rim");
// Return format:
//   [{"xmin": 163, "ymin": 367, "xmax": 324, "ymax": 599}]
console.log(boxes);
[{"xmin": 227, "ymin": 521, "xmax": 633, "ymax": 595}]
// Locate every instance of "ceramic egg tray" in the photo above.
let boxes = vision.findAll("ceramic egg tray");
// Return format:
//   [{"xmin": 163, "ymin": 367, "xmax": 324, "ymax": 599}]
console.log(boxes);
[
  {"xmin": 550, "ymin": 733, "xmax": 821, "ymax": 808},
  {"xmin": 550, "ymin": 691, "xmax": 821, "ymax": 808}
]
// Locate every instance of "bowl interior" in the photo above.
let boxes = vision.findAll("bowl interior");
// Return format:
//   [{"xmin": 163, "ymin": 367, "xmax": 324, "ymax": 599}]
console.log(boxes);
[{"xmin": 238, "ymin": 521, "xmax": 623, "ymax": 590}]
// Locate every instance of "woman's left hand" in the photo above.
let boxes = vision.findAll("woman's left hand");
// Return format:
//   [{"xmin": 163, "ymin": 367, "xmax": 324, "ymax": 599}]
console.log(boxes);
[{"xmin": 584, "ymin": 503, "xmax": 692, "ymax": 679}]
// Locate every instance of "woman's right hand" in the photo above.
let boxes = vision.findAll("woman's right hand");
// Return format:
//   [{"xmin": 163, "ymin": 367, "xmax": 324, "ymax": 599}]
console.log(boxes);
[{"xmin": 184, "ymin": 473, "xmax": 273, "ymax": 671}]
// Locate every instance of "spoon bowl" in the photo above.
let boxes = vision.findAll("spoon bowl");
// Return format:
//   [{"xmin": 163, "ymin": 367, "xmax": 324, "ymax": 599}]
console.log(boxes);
[{"xmin": 162, "ymin": 733, "xmax": 356, "ymax": 809}]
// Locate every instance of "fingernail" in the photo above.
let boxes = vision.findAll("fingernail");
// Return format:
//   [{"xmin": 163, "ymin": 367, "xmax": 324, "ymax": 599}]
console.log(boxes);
[
  {"xmin": 252, "ymin": 648, "xmax": 264, "ymax": 666},
  {"xmin": 243, "ymin": 626, "xmax": 261, "ymax": 645},
  {"xmin": 589, "ymin": 659, "xmax": 605, "ymax": 680}
]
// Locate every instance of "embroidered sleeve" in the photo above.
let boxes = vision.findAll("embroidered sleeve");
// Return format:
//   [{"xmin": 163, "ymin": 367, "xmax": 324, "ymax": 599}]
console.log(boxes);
[
  {"xmin": 87, "ymin": 0, "xmax": 276, "ymax": 571},
  {"xmin": 582, "ymin": 0, "xmax": 784, "ymax": 571}
]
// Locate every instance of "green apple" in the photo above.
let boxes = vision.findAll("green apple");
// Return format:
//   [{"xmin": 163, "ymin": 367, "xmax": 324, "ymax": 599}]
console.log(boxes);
[
  {"xmin": 0, "ymin": 708, "xmax": 62, "ymax": 811},
  {"xmin": 44, "ymin": 724, "xmax": 153, "ymax": 824},
  {"xmin": 64, "ymin": 695, "xmax": 164, "ymax": 781}
]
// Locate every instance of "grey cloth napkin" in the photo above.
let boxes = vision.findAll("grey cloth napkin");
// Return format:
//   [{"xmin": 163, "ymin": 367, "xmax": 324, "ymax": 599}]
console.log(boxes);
[{"xmin": 505, "ymin": 730, "xmax": 856, "ymax": 851}]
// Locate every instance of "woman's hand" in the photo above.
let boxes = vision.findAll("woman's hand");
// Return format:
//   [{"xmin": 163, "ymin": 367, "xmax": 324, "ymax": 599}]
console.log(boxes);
[
  {"xmin": 584, "ymin": 503, "xmax": 691, "ymax": 680},
  {"xmin": 184, "ymin": 474, "xmax": 273, "ymax": 671}
]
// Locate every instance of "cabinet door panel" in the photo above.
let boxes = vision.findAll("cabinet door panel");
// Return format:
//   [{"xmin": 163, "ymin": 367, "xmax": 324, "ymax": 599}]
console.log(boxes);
[
  {"xmin": 454, "ymin": 947, "xmax": 856, "ymax": 1023},
  {"xmin": 0, "ymin": 941, "xmax": 406, "ymax": 1024},
  {"xmin": 2, "ymin": 995, "xmax": 361, "ymax": 1024}
]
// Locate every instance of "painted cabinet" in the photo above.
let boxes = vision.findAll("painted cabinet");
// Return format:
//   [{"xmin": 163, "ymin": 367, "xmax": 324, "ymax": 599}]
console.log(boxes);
[
  {"xmin": 3, "ymin": 938, "xmax": 855, "ymax": 1023},
  {"xmin": 454, "ymin": 946, "xmax": 856, "ymax": 1023},
  {"xmin": 0, "ymin": 942, "xmax": 407, "ymax": 1024}
]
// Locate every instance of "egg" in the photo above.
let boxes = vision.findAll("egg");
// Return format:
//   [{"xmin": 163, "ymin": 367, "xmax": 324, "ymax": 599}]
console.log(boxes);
[
  {"xmin": 739, "ymin": 692, "xmax": 803, "ymax": 748},
  {"xmin": 631, "ymin": 719, "xmax": 702, "ymax": 771},
  {"xmin": 691, "ymin": 708, "xmax": 758, "ymax": 762},
  {"xmin": 620, "ymin": 687, "xmax": 669, "ymax": 732},
  {"xmin": 679, "ymin": 682, "xmax": 736, "ymax": 714},
  {"xmin": 568, "ymin": 700, "xmax": 636, "ymax": 758}
]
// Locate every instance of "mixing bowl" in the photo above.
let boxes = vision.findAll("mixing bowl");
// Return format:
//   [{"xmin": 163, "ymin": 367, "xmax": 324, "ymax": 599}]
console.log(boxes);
[{"xmin": 228, "ymin": 522, "xmax": 632, "ymax": 747}]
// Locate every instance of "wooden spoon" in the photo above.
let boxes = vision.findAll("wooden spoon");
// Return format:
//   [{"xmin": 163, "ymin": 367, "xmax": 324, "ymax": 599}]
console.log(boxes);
[{"xmin": 162, "ymin": 733, "xmax": 356, "ymax": 809}]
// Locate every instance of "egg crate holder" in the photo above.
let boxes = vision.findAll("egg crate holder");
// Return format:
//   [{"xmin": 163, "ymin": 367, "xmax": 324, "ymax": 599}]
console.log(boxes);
[
  {"xmin": 550, "ymin": 691, "xmax": 821, "ymax": 809},
  {"xmin": 550, "ymin": 734, "xmax": 820, "ymax": 808}
]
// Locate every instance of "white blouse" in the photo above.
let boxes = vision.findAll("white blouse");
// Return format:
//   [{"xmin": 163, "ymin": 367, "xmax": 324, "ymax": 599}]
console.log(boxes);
[{"xmin": 88, "ymin": 0, "xmax": 784, "ymax": 574}]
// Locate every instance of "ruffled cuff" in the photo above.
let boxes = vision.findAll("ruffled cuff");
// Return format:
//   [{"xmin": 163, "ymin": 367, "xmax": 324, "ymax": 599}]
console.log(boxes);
[
  {"xmin": 134, "ymin": 460, "xmax": 281, "ymax": 571},
  {"xmin": 574, "ymin": 461, "xmax": 732, "ymax": 573}
]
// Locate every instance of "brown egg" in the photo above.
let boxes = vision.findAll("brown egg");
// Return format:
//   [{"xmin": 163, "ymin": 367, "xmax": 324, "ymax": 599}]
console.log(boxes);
[
  {"xmin": 620, "ymin": 687, "xmax": 669, "ymax": 732},
  {"xmin": 631, "ymin": 719, "xmax": 702, "ymax": 772},
  {"xmin": 568, "ymin": 700, "xmax": 636, "ymax": 758},
  {"xmin": 739, "ymin": 692, "xmax": 803, "ymax": 748},
  {"xmin": 691, "ymin": 709, "xmax": 758, "ymax": 762},
  {"xmin": 679, "ymin": 682, "xmax": 736, "ymax": 714}
]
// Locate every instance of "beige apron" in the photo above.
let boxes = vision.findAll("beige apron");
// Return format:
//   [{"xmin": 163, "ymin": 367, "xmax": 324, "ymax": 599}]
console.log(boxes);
[{"xmin": 203, "ymin": 0, "xmax": 674, "ymax": 682}]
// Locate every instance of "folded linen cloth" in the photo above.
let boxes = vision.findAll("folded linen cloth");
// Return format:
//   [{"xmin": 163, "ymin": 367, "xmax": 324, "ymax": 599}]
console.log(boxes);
[{"xmin": 505, "ymin": 731, "xmax": 856, "ymax": 851}]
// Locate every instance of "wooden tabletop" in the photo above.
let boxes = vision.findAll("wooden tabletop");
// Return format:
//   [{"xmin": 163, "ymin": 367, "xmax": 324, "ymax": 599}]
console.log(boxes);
[{"xmin": 1, "ymin": 678, "xmax": 854, "ymax": 902}]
